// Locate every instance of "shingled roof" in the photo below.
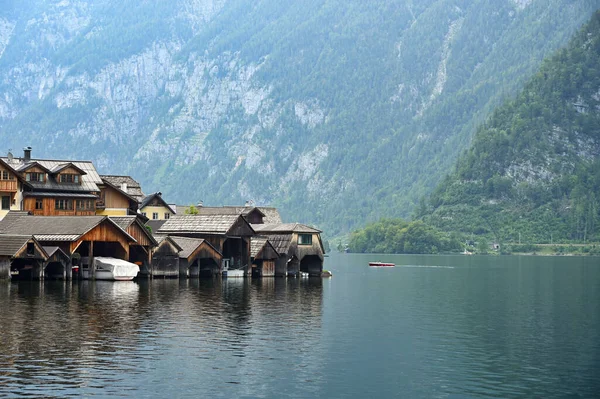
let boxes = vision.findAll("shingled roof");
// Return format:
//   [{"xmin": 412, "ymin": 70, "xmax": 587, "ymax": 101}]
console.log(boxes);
[
  {"xmin": 250, "ymin": 236, "xmax": 279, "ymax": 259},
  {"xmin": 157, "ymin": 214, "xmax": 255, "ymax": 236},
  {"xmin": 170, "ymin": 236, "xmax": 221, "ymax": 259},
  {"xmin": 0, "ymin": 212, "xmax": 134, "ymax": 242},
  {"xmin": 252, "ymin": 223, "xmax": 321, "ymax": 234},
  {"xmin": 262, "ymin": 234, "xmax": 293, "ymax": 256},
  {"xmin": 100, "ymin": 175, "xmax": 145, "ymax": 203},
  {"xmin": 1, "ymin": 156, "xmax": 102, "ymax": 193},
  {"xmin": 0, "ymin": 235, "xmax": 46, "ymax": 257},
  {"xmin": 109, "ymin": 215, "xmax": 158, "ymax": 246},
  {"xmin": 193, "ymin": 206, "xmax": 283, "ymax": 224},
  {"xmin": 141, "ymin": 192, "xmax": 176, "ymax": 214}
]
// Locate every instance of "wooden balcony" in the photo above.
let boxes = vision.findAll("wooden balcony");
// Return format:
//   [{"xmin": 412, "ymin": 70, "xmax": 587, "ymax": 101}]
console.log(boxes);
[{"xmin": 0, "ymin": 180, "xmax": 17, "ymax": 192}]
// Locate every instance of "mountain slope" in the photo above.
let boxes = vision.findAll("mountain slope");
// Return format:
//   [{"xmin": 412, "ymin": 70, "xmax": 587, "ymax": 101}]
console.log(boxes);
[
  {"xmin": 421, "ymin": 10, "xmax": 600, "ymax": 244},
  {"xmin": 0, "ymin": 0, "xmax": 598, "ymax": 236}
]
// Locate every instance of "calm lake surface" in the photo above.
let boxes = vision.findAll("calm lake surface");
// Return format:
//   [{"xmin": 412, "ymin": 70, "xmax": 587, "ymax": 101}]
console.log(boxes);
[{"xmin": 0, "ymin": 253, "xmax": 599, "ymax": 398}]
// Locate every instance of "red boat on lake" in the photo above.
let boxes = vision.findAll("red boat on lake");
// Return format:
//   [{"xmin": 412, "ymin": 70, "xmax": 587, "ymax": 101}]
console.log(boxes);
[{"xmin": 368, "ymin": 262, "xmax": 395, "ymax": 267}]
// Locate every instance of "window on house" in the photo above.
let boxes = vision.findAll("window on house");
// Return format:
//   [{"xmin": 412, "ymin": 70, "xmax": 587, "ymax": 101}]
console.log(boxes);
[
  {"xmin": 141, "ymin": 212, "xmax": 147, "ymax": 217},
  {"xmin": 164, "ymin": 213, "xmax": 170, "ymax": 219},
  {"xmin": 152, "ymin": 212, "xmax": 159, "ymax": 220},
  {"xmin": 27, "ymin": 243, "xmax": 35, "ymax": 256},
  {"xmin": 298, "ymin": 234, "xmax": 312, "ymax": 245},
  {"xmin": 1, "ymin": 170, "xmax": 8, "ymax": 180},
  {"xmin": 59, "ymin": 174, "xmax": 80, "ymax": 184},
  {"xmin": 76, "ymin": 200, "xmax": 91, "ymax": 210},
  {"xmin": 26, "ymin": 172, "xmax": 44, "ymax": 182},
  {"xmin": 35, "ymin": 199, "xmax": 43, "ymax": 210},
  {"xmin": 55, "ymin": 199, "xmax": 73, "ymax": 210},
  {"xmin": 1, "ymin": 196, "xmax": 10, "ymax": 210}
]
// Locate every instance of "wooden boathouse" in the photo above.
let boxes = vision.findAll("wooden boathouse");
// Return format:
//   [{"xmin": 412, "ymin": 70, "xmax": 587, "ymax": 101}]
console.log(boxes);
[
  {"xmin": 157, "ymin": 214, "xmax": 255, "ymax": 277},
  {"xmin": 109, "ymin": 216, "xmax": 158, "ymax": 275},
  {"xmin": 149, "ymin": 236, "xmax": 182, "ymax": 278},
  {"xmin": 0, "ymin": 235, "xmax": 48, "ymax": 280},
  {"xmin": 170, "ymin": 236, "xmax": 222, "ymax": 278},
  {"xmin": 250, "ymin": 236, "xmax": 279, "ymax": 277},
  {"xmin": 251, "ymin": 223, "xmax": 325, "ymax": 277},
  {"xmin": 0, "ymin": 212, "xmax": 137, "ymax": 279}
]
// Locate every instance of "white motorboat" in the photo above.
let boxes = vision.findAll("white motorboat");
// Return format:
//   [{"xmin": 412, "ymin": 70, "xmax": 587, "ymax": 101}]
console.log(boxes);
[{"xmin": 93, "ymin": 257, "xmax": 139, "ymax": 281}]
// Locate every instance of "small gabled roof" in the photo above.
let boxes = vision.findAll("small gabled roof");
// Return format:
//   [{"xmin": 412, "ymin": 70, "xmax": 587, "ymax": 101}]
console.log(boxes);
[
  {"xmin": 42, "ymin": 246, "xmax": 70, "ymax": 262},
  {"xmin": 14, "ymin": 161, "xmax": 51, "ymax": 173},
  {"xmin": 251, "ymin": 223, "xmax": 322, "ymax": 234},
  {"xmin": 48, "ymin": 162, "xmax": 87, "ymax": 175},
  {"xmin": 0, "ymin": 235, "xmax": 48, "ymax": 258},
  {"xmin": 0, "ymin": 159, "xmax": 25, "ymax": 183},
  {"xmin": 101, "ymin": 178, "xmax": 140, "ymax": 204},
  {"xmin": 155, "ymin": 235, "xmax": 183, "ymax": 252},
  {"xmin": 250, "ymin": 236, "xmax": 279, "ymax": 259},
  {"xmin": 197, "ymin": 206, "xmax": 266, "ymax": 218},
  {"xmin": 141, "ymin": 192, "xmax": 176, "ymax": 214},
  {"xmin": 157, "ymin": 214, "xmax": 255, "ymax": 236},
  {"xmin": 100, "ymin": 175, "xmax": 145, "ymax": 202},
  {"xmin": 109, "ymin": 215, "xmax": 158, "ymax": 246},
  {"xmin": 170, "ymin": 236, "xmax": 222, "ymax": 260},
  {"xmin": 0, "ymin": 212, "xmax": 135, "ymax": 243},
  {"xmin": 263, "ymin": 234, "xmax": 293, "ymax": 256}
]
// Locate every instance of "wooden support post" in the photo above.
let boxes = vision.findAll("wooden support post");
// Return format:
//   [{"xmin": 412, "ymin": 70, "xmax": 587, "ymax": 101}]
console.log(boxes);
[
  {"xmin": 89, "ymin": 241, "xmax": 95, "ymax": 280},
  {"xmin": 148, "ymin": 248, "xmax": 153, "ymax": 279}
]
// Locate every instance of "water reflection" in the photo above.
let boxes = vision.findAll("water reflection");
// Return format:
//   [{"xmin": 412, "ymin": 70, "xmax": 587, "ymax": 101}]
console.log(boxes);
[{"xmin": 0, "ymin": 278, "xmax": 324, "ymax": 398}]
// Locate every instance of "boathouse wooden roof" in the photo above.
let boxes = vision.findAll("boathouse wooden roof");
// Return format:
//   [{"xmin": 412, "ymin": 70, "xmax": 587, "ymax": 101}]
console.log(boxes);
[
  {"xmin": 42, "ymin": 246, "xmax": 70, "ymax": 263},
  {"xmin": 170, "ymin": 236, "xmax": 222, "ymax": 261},
  {"xmin": 157, "ymin": 214, "xmax": 255, "ymax": 236},
  {"xmin": 252, "ymin": 223, "xmax": 322, "ymax": 234},
  {"xmin": 0, "ymin": 235, "xmax": 48, "ymax": 259},
  {"xmin": 146, "ymin": 220, "xmax": 167, "ymax": 236},
  {"xmin": 251, "ymin": 236, "xmax": 279, "ymax": 260},
  {"xmin": 191, "ymin": 206, "xmax": 282, "ymax": 224},
  {"xmin": 0, "ymin": 212, "xmax": 135, "ymax": 242},
  {"xmin": 100, "ymin": 175, "xmax": 145, "ymax": 202},
  {"xmin": 109, "ymin": 216, "xmax": 158, "ymax": 247},
  {"xmin": 154, "ymin": 235, "xmax": 183, "ymax": 252},
  {"xmin": 261, "ymin": 234, "xmax": 293, "ymax": 256}
]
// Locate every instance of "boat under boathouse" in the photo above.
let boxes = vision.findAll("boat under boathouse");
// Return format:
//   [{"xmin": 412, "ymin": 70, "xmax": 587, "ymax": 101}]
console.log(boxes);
[{"xmin": 0, "ymin": 212, "xmax": 138, "ymax": 279}]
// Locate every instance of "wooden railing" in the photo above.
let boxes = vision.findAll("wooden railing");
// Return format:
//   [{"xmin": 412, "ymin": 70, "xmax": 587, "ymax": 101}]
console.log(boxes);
[{"xmin": 0, "ymin": 180, "xmax": 17, "ymax": 192}]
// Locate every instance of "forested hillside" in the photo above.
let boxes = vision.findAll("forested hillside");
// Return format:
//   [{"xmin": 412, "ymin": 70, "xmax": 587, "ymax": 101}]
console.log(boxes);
[
  {"xmin": 0, "ymin": 0, "xmax": 598, "ymax": 236},
  {"xmin": 417, "ymin": 10, "xmax": 600, "ymax": 245}
]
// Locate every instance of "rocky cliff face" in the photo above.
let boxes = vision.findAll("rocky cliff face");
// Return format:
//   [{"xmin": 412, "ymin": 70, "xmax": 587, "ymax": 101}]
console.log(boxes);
[{"xmin": 0, "ymin": 0, "xmax": 598, "ymax": 235}]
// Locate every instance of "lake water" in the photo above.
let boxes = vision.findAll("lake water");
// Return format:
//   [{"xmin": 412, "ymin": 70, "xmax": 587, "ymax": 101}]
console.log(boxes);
[{"xmin": 0, "ymin": 253, "xmax": 598, "ymax": 398}]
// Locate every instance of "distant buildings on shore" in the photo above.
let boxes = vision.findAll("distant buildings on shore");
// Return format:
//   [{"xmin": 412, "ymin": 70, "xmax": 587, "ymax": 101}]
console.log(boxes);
[{"xmin": 0, "ymin": 147, "xmax": 324, "ymax": 280}]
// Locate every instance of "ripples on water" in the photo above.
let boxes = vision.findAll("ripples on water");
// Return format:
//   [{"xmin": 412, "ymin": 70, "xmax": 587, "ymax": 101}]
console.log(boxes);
[{"xmin": 0, "ymin": 255, "xmax": 599, "ymax": 398}]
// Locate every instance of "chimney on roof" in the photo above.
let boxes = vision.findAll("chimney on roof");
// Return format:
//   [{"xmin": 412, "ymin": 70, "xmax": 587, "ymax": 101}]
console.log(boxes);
[
  {"xmin": 23, "ymin": 146, "xmax": 32, "ymax": 163},
  {"xmin": 121, "ymin": 182, "xmax": 128, "ymax": 192}
]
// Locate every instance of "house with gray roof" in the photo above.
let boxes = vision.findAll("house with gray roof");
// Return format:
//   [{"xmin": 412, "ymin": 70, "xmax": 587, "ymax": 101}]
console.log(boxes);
[
  {"xmin": 1, "ymin": 147, "xmax": 101, "ymax": 217},
  {"xmin": 100, "ymin": 175, "xmax": 145, "ymax": 203}
]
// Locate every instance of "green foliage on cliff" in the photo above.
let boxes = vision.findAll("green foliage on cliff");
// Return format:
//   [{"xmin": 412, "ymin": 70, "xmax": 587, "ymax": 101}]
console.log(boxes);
[
  {"xmin": 347, "ymin": 219, "xmax": 462, "ymax": 254},
  {"xmin": 417, "ymin": 10, "xmax": 600, "ymax": 244}
]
